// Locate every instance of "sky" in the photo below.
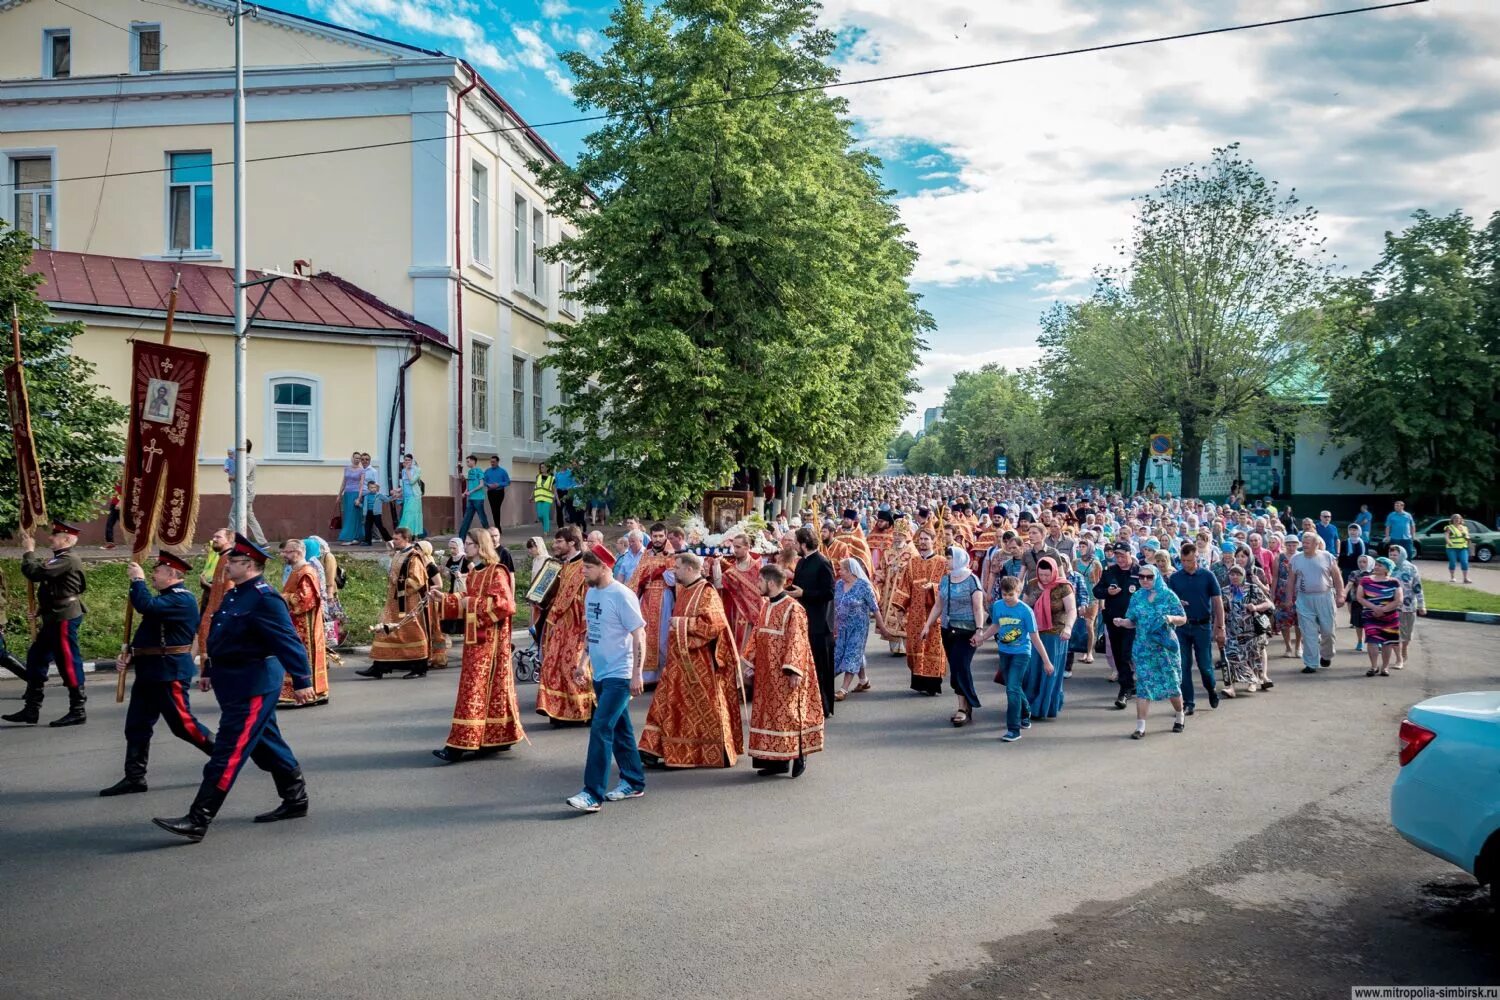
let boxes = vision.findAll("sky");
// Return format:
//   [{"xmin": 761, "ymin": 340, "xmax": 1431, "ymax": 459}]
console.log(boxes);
[{"xmin": 288, "ymin": 0, "xmax": 1500, "ymax": 429}]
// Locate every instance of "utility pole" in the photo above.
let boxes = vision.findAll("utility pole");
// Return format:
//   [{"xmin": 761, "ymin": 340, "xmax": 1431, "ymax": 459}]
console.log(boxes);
[{"xmin": 232, "ymin": 0, "xmax": 248, "ymax": 535}]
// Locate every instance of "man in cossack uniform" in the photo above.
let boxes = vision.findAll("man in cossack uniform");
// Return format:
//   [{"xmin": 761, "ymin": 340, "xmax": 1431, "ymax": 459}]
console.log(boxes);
[
  {"xmin": 3, "ymin": 520, "xmax": 88, "ymax": 727},
  {"xmin": 99, "ymin": 551, "xmax": 216, "ymax": 797},
  {"xmin": 152, "ymin": 535, "xmax": 316, "ymax": 843}
]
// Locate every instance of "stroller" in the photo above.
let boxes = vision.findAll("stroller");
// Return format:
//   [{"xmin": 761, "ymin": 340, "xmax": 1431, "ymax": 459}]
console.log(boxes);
[{"xmin": 512, "ymin": 626, "xmax": 541, "ymax": 684}]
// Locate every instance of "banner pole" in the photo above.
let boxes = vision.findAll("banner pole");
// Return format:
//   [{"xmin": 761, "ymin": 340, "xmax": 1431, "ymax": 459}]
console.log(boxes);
[{"xmin": 11, "ymin": 305, "xmax": 37, "ymax": 639}]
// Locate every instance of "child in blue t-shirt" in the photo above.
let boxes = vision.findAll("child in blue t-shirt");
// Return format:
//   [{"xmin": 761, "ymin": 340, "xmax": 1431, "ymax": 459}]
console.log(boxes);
[{"xmin": 972, "ymin": 576, "xmax": 1053, "ymax": 741}]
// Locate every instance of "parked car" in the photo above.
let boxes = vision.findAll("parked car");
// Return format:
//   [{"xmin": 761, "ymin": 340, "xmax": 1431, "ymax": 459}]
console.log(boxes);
[
  {"xmin": 1391, "ymin": 692, "xmax": 1500, "ymax": 904},
  {"xmin": 1409, "ymin": 518, "xmax": 1498, "ymax": 563}
]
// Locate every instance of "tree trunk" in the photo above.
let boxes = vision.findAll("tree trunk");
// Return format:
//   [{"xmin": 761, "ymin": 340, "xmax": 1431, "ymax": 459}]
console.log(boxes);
[
  {"xmin": 1178, "ymin": 425, "xmax": 1204, "ymax": 500},
  {"xmin": 748, "ymin": 467, "xmax": 764, "ymax": 515},
  {"xmin": 1111, "ymin": 436, "xmax": 1123, "ymax": 493},
  {"xmin": 1135, "ymin": 445, "xmax": 1149, "ymax": 493}
]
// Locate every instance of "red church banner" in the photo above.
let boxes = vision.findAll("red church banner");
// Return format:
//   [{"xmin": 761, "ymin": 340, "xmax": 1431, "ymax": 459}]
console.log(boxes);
[
  {"xmin": 3, "ymin": 359, "xmax": 46, "ymax": 534},
  {"xmin": 121, "ymin": 341, "xmax": 210, "ymax": 548}
]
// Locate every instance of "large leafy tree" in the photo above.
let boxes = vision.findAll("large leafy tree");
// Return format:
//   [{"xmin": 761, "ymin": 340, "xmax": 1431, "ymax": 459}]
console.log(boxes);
[
  {"xmin": 905, "ymin": 365, "xmax": 1049, "ymax": 477},
  {"xmin": 536, "ymin": 0, "xmax": 928, "ymax": 516},
  {"xmin": 1317, "ymin": 209, "xmax": 1500, "ymax": 511},
  {"xmin": 0, "ymin": 224, "xmax": 127, "ymax": 535},
  {"xmin": 1094, "ymin": 145, "xmax": 1332, "ymax": 498}
]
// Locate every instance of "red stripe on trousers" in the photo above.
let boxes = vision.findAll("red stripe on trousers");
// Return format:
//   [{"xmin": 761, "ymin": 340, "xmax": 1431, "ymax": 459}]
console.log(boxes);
[
  {"xmin": 217, "ymin": 695, "xmax": 263, "ymax": 792},
  {"xmin": 58, "ymin": 622, "xmax": 77, "ymax": 687},
  {"xmin": 169, "ymin": 681, "xmax": 210, "ymax": 749}
]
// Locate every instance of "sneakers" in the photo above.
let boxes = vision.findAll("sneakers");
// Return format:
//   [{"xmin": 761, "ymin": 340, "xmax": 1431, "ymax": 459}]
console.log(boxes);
[
  {"xmin": 564, "ymin": 791, "xmax": 601, "ymax": 813},
  {"xmin": 604, "ymin": 782, "xmax": 645, "ymax": 802},
  {"xmin": 1000, "ymin": 731, "xmax": 1022, "ymax": 742},
  {"xmin": 1019, "ymin": 718, "xmax": 1032, "ymax": 730},
  {"xmin": 1300, "ymin": 666, "xmax": 1318, "ymax": 674},
  {"xmin": 1172, "ymin": 719, "xmax": 1186, "ymax": 733}
]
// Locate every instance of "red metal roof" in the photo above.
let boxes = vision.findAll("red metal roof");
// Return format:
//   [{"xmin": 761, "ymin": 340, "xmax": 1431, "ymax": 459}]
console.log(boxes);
[{"xmin": 26, "ymin": 251, "xmax": 448, "ymax": 346}]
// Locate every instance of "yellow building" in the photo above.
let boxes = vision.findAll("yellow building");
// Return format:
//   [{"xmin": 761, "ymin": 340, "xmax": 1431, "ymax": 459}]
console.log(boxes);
[{"xmin": 0, "ymin": 0, "xmax": 581, "ymax": 535}]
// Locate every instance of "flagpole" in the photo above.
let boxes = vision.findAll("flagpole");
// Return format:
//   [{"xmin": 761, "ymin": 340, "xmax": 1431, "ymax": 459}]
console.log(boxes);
[
  {"xmin": 10, "ymin": 305, "xmax": 37, "ymax": 639},
  {"xmin": 232, "ymin": 0, "xmax": 248, "ymax": 538}
]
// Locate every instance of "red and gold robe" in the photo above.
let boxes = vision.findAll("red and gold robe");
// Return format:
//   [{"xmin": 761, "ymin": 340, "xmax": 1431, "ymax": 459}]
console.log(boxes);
[
  {"xmin": 426, "ymin": 589, "xmax": 449, "ymax": 670},
  {"xmin": 717, "ymin": 555, "xmax": 765, "ymax": 653},
  {"xmin": 371, "ymin": 546, "xmax": 431, "ymax": 666},
  {"xmin": 629, "ymin": 546, "xmax": 676, "ymax": 685},
  {"xmin": 195, "ymin": 550, "xmax": 232, "ymax": 658},
  {"xmin": 745, "ymin": 595, "xmax": 825, "ymax": 761},
  {"xmin": 829, "ymin": 529, "xmax": 873, "ymax": 579},
  {"xmin": 437, "ymin": 563, "xmax": 524, "ymax": 750},
  {"xmin": 279, "ymin": 562, "xmax": 328, "ymax": 705},
  {"xmin": 536, "ymin": 555, "xmax": 595, "ymax": 721},
  {"xmin": 638, "ymin": 578, "xmax": 744, "ymax": 768},
  {"xmin": 891, "ymin": 551, "xmax": 947, "ymax": 692},
  {"xmin": 867, "ymin": 525, "xmax": 894, "ymax": 582},
  {"xmin": 877, "ymin": 542, "xmax": 912, "ymax": 642}
]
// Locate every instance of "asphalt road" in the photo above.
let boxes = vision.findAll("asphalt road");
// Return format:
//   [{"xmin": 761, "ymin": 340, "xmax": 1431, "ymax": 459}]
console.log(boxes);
[{"xmin": 2, "ymin": 620, "xmax": 1497, "ymax": 999}]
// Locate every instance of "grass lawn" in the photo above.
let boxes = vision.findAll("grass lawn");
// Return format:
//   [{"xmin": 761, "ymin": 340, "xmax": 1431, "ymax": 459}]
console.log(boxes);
[
  {"xmin": 1423, "ymin": 580, "xmax": 1500, "ymax": 615},
  {"xmin": 2, "ymin": 548, "xmax": 533, "ymax": 662}
]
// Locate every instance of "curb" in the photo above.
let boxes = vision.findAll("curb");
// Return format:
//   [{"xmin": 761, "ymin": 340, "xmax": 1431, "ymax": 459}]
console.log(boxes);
[{"xmin": 1425, "ymin": 610, "xmax": 1500, "ymax": 626}]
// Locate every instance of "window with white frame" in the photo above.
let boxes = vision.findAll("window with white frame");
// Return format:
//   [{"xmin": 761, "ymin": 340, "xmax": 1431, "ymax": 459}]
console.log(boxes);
[
  {"xmin": 167, "ymin": 151, "xmax": 212, "ymax": 253},
  {"xmin": 470, "ymin": 340, "xmax": 490, "ymax": 432},
  {"xmin": 11, "ymin": 157, "xmax": 54, "ymax": 249},
  {"xmin": 512, "ymin": 355, "xmax": 527, "ymax": 439},
  {"xmin": 560, "ymin": 259, "xmax": 578, "ymax": 316},
  {"xmin": 269, "ymin": 377, "xmax": 318, "ymax": 457},
  {"xmin": 131, "ymin": 23, "xmax": 161, "ymax": 73},
  {"xmin": 513, "ymin": 194, "xmax": 528, "ymax": 292},
  {"xmin": 531, "ymin": 207, "xmax": 547, "ymax": 299},
  {"xmin": 43, "ymin": 30, "xmax": 70, "ymax": 79},
  {"xmin": 470, "ymin": 162, "xmax": 490, "ymax": 269},
  {"xmin": 531, "ymin": 360, "xmax": 544, "ymax": 441}
]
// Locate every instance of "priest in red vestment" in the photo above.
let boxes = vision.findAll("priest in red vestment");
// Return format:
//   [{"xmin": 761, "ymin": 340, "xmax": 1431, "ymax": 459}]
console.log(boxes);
[
  {"xmin": 889, "ymin": 526, "xmax": 947, "ymax": 694},
  {"xmin": 628, "ymin": 522, "xmax": 676, "ymax": 686},
  {"xmin": 278, "ymin": 538, "xmax": 329, "ymax": 707},
  {"xmin": 536, "ymin": 527, "xmax": 596, "ymax": 723},
  {"xmin": 713, "ymin": 532, "xmax": 764, "ymax": 653},
  {"xmin": 742, "ymin": 563, "xmax": 824, "ymax": 777}
]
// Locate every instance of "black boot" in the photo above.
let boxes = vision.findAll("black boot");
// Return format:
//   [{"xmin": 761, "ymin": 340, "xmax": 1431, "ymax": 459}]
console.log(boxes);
[
  {"xmin": 354, "ymin": 666, "xmax": 384, "ymax": 679},
  {"xmin": 100, "ymin": 742, "xmax": 150, "ymax": 796},
  {"xmin": 152, "ymin": 784, "xmax": 228, "ymax": 843},
  {"xmin": 431, "ymin": 746, "xmax": 467, "ymax": 763},
  {"xmin": 253, "ymin": 769, "xmax": 308, "ymax": 823},
  {"xmin": 791, "ymin": 754, "xmax": 807, "ymax": 779},
  {"xmin": 49, "ymin": 686, "xmax": 87, "ymax": 727},
  {"xmin": 0, "ymin": 650, "xmax": 27, "ymax": 681},
  {"xmin": 2, "ymin": 680, "xmax": 45, "ymax": 725}
]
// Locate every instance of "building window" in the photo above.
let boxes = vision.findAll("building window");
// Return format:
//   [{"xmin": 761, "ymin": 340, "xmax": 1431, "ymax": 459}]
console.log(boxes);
[
  {"xmin": 269, "ymin": 377, "xmax": 317, "ymax": 457},
  {"xmin": 470, "ymin": 162, "xmax": 490, "ymax": 269},
  {"xmin": 531, "ymin": 360, "xmax": 544, "ymax": 442},
  {"xmin": 167, "ymin": 151, "xmax": 212, "ymax": 252},
  {"xmin": 131, "ymin": 24, "xmax": 161, "ymax": 73},
  {"xmin": 11, "ymin": 157, "xmax": 54, "ymax": 249},
  {"xmin": 531, "ymin": 207, "xmax": 547, "ymax": 299},
  {"xmin": 513, "ymin": 194, "xmax": 528, "ymax": 293},
  {"xmin": 560, "ymin": 259, "xmax": 578, "ymax": 316},
  {"xmin": 470, "ymin": 340, "xmax": 490, "ymax": 432},
  {"xmin": 43, "ymin": 30, "xmax": 70, "ymax": 79},
  {"xmin": 512, "ymin": 355, "xmax": 526, "ymax": 439}
]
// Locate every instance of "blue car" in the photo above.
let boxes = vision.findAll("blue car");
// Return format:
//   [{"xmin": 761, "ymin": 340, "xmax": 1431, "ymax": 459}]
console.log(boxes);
[{"xmin": 1390, "ymin": 692, "xmax": 1500, "ymax": 904}]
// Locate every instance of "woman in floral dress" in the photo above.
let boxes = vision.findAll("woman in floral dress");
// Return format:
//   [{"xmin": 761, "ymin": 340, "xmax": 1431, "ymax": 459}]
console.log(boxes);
[
  {"xmin": 1272, "ymin": 534, "xmax": 1299, "ymax": 659},
  {"xmin": 1222, "ymin": 564, "xmax": 1274, "ymax": 696},
  {"xmin": 1358, "ymin": 557, "xmax": 1404, "ymax": 677},
  {"xmin": 1115, "ymin": 563, "xmax": 1187, "ymax": 739},
  {"xmin": 833, "ymin": 558, "xmax": 879, "ymax": 701}
]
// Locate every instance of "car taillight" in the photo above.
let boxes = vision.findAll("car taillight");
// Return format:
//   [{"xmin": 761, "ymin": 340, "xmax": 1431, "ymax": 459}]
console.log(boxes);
[{"xmin": 1398, "ymin": 719, "xmax": 1435, "ymax": 766}]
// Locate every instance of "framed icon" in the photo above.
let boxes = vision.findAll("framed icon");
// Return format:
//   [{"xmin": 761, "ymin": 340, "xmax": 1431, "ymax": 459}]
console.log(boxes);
[
  {"xmin": 144, "ymin": 378, "xmax": 179, "ymax": 424},
  {"xmin": 525, "ymin": 557, "xmax": 562, "ymax": 605},
  {"xmin": 703, "ymin": 490, "xmax": 753, "ymax": 533}
]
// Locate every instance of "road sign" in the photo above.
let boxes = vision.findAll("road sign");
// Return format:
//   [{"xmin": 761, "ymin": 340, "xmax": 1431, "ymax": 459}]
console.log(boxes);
[
  {"xmin": 1149, "ymin": 434, "xmax": 1173, "ymax": 458},
  {"xmin": 995, "ymin": 455, "xmax": 1008, "ymax": 475}
]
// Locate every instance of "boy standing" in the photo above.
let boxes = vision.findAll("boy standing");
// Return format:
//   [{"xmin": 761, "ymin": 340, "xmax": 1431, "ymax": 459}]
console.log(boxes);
[
  {"xmin": 972, "ymin": 576, "xmax": 1052, "ymax": 743},
  {"xmin": 360, "ymin": 480, "xmax": 393, "ymax": 546}
]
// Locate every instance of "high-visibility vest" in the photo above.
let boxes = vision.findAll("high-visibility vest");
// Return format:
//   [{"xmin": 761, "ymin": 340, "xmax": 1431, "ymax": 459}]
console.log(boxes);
[{"xmin": 534, "ymin": 474, "xmax": 556, "ymax": 504}]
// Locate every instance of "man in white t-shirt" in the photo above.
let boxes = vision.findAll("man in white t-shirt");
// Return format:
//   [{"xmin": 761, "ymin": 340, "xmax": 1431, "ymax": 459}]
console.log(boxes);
[
  {"xmin": 566, "ymin": 547, "xmax": 647, "ymax": 813},
  {"xmin": 1289, "ymin": 531, "xmax": 1344, "ymax": 674}
]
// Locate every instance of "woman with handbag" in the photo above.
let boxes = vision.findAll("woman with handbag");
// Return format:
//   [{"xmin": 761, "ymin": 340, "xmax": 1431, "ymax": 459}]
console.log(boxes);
[
  {"xmin": 918, "ymin": 546, "xmax": 984, "ymax": 727},
  {"xmin": 1222, "ymin": 564, "xmax": 1274, "ymax": 697}
]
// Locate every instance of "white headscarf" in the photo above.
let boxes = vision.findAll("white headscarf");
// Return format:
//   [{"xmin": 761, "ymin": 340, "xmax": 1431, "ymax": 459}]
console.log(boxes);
[
  {"xmin": 948, "ymin": 545, "xmax": 971, "ymax": 583},
  {"xmin": 842, "ymin": 557, "xmax": 870, "ymax": 585}
]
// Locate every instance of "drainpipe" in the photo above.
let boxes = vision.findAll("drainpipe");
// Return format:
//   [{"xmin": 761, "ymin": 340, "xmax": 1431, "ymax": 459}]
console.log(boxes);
[
  {"xmin": 385, "ymin": 336, "xmax": 423, "ymax": 494},
  {"xmin": 453, "ymin": 61, "xmax": 479, "ymax": 476}
]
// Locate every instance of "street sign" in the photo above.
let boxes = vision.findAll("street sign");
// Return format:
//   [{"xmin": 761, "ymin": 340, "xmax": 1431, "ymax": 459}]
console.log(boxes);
[
  {"xmin": 995, "ymin": 455, "xmax": 1008, "ymax": 475},
  {"xmin": 1149, "ymin": 434, "xmax": 1173, "ymax": 458}
]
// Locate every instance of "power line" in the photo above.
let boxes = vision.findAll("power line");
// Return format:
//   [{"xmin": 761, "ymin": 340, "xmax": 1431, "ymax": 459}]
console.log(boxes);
[{"xmin": 42, "ymin": 0, "xmax": 1429, "ymax": 188}]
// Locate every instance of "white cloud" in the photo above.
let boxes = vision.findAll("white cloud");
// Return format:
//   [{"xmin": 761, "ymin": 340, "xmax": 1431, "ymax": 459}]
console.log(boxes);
[
  {"xmin": 905, "ymin": 344, "xmax": 1044, "ymax": 430},
  {"xmin": 513, "ymin": 23, "xmax": 575, "ymax": 96},
  {"xmin": 310, "ymin": 0, "xmax": 514, "ymax": 71},
  {"xmin": 540, "ymin": 0, "xmax": 575, "ymax": 17}
]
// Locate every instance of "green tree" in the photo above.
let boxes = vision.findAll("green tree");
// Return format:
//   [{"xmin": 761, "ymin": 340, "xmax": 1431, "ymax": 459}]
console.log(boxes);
[
  {"xmin": 1096, "ymin": 145, "xmax": 1332, "ymax": 499},
  {"xmin": 536, "ymin": 0, "xmax": 928, "ymax": 516},
  {"xmin": 0, "ymin": 224, "xmax": 127, "ymax": 535},
  {"xmin": 925, "ymin": 365, "xmax": 1047, "ymax": 477},
  {"xmin": 903, "ymin": 431, "xmax": 946, "ymax": 475},
  {"xmin": 887, "ymin": 430, "xmax": 917, "ymax": 462},
  {"xmin": 1317, "ymin": 209, "xmax": 1500, "ymax": 510}
]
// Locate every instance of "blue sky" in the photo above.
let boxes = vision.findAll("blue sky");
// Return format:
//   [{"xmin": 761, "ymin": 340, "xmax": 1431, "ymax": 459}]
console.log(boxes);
[{"xmin": 290, "ymin": 0, "xmax": 1500, "ymax": 429}]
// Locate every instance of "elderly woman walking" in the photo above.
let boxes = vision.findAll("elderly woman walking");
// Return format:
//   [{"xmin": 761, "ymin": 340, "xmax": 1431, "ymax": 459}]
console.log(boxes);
[
  {"xmin": 1359, "ymin": 557, "xmax": 1404, "ymax": 677},
  {"xmin": 1114, "ymin": 564, "xmax": 1188, "ymax": 738},
  {"xmin": 1222, "ymin": 563, "xmax": 1273, "ymax": 696},
  {"xmin": 834, "ymin": 557, "xmax": 879, "ymax": 701},
  {"xmin": 921, "ymin": 546, "xmax": 985, "ymax": 726}
]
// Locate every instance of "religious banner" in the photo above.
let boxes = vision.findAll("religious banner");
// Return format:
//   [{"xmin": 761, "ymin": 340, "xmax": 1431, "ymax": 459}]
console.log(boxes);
[
  {"xmin": 3, "ymin": 357, "xmax": 46, "ymax": 534},
  {"xmin": 121, "ymin": 341, "xmax": 209, "ymax": 548}
]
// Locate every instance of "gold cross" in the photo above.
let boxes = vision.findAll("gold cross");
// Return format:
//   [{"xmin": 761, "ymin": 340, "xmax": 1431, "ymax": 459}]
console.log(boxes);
[{"xmin": 160, "ymin": 359, "xmax": 174, "ymax": 373}]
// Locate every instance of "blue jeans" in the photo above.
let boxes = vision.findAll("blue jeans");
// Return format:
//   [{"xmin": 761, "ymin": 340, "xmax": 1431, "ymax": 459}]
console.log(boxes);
[
  {"xmin": 1176, "ymin": 622, "xmax": 1215, "ymax": 708},
  {"xmin": 583, "ymin": 678, "xmax": 644, "ymax": 801},
  {"xmin": 998, "ymin": 651, "xmax": 1032, "ymax": 734},
  {"xmin": 1447, "ymin": 548, "xmax": 1470, "ymax": 572},
  {"xmin": 458, "ymin": 497, "xmax": 489, "ymax": 538}
]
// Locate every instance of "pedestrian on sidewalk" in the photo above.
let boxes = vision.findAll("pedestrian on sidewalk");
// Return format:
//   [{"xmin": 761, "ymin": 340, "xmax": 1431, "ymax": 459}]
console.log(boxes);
[
  {"xmin": 484, "ymin": 456, "xmax": 510, "ymax": 528},
  {"xmin": 227, "ymin": 440, "xmax": 268, "ymax": 546},
  {"xmin": 4, "ymin": 521, "xmax": 89, "ymax": 728},
  {"xmin": 397, "ymin": 453, "xmax": 426, "ymax": 539},
  {"xmin": 1389, "ymin": 544, "xmax": 1425, "ymax": 669},
  {"xmin": 566, "ymin": 548, "xmax": 646, "ymax": 813},
  {"xmin": 458, "ymin": 455, "xmax": 489, "ymax": 538},
  {"xmin": 337, "ymin": 452, "xmax": 365, "ymax": 544},
  {"xmin": 534, "ymin": 463, "xmax": 556, "ymax": 533},
  {"xmin": 359, "ymin": 480, "xmax": 393, "ymax": 546},
  {"xmin": 1443, "ymin": 513, "xmax": 1473, "ymax": 584},
  {"xmin": 102, "ymin": 475, "xmax": 123, "ymax": 549},
  {"xmin": 1290, "ymin": 531, "xmax": 1344, "ymax": 674}
]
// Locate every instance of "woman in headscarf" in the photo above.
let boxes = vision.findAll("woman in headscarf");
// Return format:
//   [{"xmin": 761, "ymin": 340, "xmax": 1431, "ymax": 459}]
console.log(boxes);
[
  {"xmin": 1273, "ymin": 532, "xmax": 1300, "ymax": 659},
  {"xmin": 439, "ymin": 537, "xmax": 470, "ymax": 635},
  {"xmin": 1114, "ymin": 562, "xmax": 1188, "ymax": 738},
  {"xmin": 921, "ymin": 545, "xmax": 984, "ymax": 726},
  {"xmin": 1358, "ymin": 556, "xmax": 1404, "ymax": 677},
  {"xmin": 415, "ymin": 539, "xmax": 448, "ymax": 671},
  {"xmin": 396, "ymin": 452, "xmax": 425, "ymax": 538},
  {"xmin": 1222, "ymin": 563, "xmax": 1273, "ymax": 697},
  {"xmin": 1022, "ymin": 555, "xmax": 1074, "ymax": 721},
  {"xmin": 834, "ymin": 556, "xmax": 879, "ymax": 702},
  {"xmin": 524, "ymin": 534, "xmax": 550, "ymax": 636}
]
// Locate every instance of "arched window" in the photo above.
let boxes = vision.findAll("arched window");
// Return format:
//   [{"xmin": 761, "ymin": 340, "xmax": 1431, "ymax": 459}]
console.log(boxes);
[{"xmin": 266, "ymin": 375, "xmax": 320, "ymax": 459}]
